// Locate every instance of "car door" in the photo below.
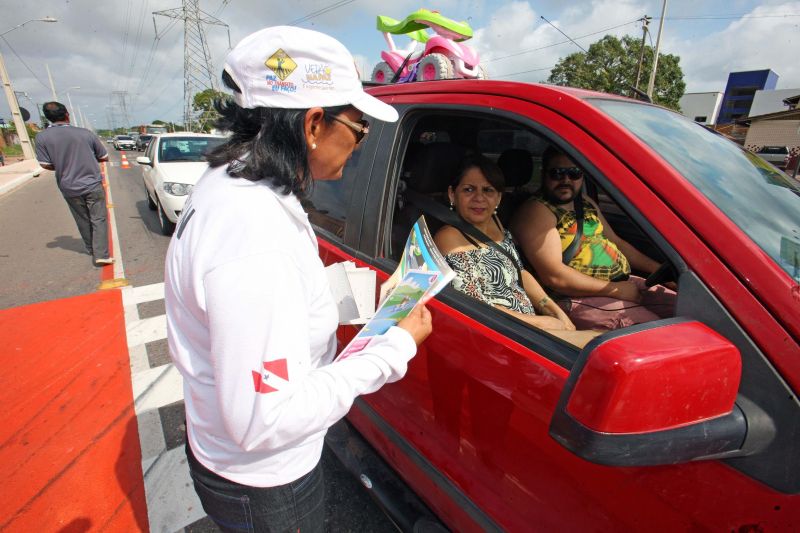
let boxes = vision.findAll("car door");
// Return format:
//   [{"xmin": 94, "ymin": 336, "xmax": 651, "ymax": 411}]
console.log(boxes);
[{"xmin": 305, "ymin": 88, "xmax": 800, "ymax": 532}]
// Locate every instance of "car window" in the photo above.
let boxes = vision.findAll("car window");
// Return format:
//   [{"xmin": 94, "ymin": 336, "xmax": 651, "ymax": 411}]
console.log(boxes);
[
  {"xmin": 758, "ymin": 146, "xmax": 788, "ymax": 155},
  {"xmin": 593, "ymin": 99, "xmax": 800, "ymax": 282},
  {"xmin": 145, "ymin": 138, "xmax": 157, "ymax": 159},
  {"xmin": 384, "ymin": 111, "xmax": 632, "ymax": 349},
  {"xmin": 158, "ymin": 137, "xmax": 225, "ymax": 162},
  {"xmin": 303, "ymin": 149, "xmax": 361, "ymax": 241}
]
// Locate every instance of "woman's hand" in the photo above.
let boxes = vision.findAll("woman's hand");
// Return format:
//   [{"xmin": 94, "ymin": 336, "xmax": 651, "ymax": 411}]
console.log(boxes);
[{"xmin": 397, "ymin": 305, "xmax": 433, "ymax": 346}]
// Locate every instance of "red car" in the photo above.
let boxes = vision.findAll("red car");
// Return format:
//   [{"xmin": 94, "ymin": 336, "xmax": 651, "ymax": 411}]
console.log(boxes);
[{"xmin": 306, "ymin": 80, "xmax": 800, "ymax": 531}]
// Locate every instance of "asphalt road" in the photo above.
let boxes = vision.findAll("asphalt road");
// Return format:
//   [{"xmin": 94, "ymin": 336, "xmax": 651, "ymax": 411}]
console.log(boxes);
[{"xmin": 0, "ymin": 146, "xmax": 397, "ymax": 532}]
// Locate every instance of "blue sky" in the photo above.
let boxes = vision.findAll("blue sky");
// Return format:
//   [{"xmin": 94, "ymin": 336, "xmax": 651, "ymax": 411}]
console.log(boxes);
[{"xmin": 2, "ymin": 0, "xmax": 799, "ymax": 128}]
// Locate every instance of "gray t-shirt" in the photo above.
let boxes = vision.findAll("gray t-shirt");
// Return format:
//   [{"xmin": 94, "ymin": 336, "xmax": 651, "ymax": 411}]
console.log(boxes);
[{"xmin": 35, "ymin": 123, "xmax": 108, "ymax": 197}]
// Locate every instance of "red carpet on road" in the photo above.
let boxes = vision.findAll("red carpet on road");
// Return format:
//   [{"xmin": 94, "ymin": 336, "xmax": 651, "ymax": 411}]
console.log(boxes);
[{"xmin": 0, "ymin": 290, "xmax": 148, "ymax": 532}]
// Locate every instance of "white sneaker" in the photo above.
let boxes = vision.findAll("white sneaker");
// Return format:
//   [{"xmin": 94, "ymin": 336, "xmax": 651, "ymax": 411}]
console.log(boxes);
[{"xmin": 95, "ymin": 257, "xmax": 115, "ymax": 265}]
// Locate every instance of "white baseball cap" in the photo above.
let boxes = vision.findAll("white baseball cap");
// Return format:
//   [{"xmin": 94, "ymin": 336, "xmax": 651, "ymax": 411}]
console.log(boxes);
[{"xmin": 223, "ymin": 26, "xmax": 398, "ymax": 123}]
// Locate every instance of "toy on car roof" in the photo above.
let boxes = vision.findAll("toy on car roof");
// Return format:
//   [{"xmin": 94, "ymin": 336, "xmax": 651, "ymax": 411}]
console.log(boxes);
[{"xmin": 371, "ymin": 9, "xmax": 486, "ymax": 83}]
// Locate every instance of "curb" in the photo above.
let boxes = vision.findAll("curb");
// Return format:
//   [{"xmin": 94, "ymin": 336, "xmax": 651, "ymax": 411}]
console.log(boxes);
[{"xmin": 0, "ymin": 169, "xmax": 40, "ymax": 197}]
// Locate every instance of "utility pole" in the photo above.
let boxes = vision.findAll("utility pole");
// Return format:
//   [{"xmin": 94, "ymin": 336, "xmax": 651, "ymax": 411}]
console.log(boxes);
[
  {"xmin": 634, "ymin": 16, "xmax": 651, "ymax": 94},
  {"xmin": 647, "ymin": 0, "xmax": 668, "ymax": 100},
  {"xmin": 153, "ymin": 0, "xmax": 230, "ymax": 132}
]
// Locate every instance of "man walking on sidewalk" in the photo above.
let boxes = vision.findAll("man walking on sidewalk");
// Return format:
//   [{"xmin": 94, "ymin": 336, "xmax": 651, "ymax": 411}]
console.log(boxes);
[{"xmin": 35, "ymin": 102, "xmax": 113, "ymax": 266}]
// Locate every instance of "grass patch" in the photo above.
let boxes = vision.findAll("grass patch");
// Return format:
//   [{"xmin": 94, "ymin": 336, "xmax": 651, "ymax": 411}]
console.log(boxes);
[{"xmin": 1, "ymin": 144, "xmax": 23, "ymax": 157}]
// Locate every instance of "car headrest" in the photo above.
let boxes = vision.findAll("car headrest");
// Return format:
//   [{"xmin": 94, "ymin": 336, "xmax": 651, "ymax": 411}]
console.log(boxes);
[
  {"xmin": 163, "ymin": 147, "xmax": 182, "ymax": 161},
  {"xmin": 497, "ymin": 148, "xmax": 533, "ymax": 188},
  {"xmin": 405, "ymin": 143, "xmax": 466, "ymax": 194}
]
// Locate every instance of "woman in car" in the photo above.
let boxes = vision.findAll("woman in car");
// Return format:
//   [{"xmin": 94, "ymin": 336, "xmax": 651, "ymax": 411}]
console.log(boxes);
[
  {"xmin": 434, "ymin": 155, "xmax": 575, "ymax": 331},
  {"xmin": 165, "ymin": 26, "xmax": 432, "ymax": 532}
]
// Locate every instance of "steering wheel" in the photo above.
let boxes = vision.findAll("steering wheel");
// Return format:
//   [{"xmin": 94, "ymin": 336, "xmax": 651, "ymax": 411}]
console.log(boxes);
[{"xmin": 645, "ymin": 261, "xmax": 677, "ymax": 288}]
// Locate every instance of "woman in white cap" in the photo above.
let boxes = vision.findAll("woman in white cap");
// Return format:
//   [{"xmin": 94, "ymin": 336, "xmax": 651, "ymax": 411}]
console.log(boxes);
[{"xmin": 165, "ymin": 26, "xmax": 432, "ymax": 532}]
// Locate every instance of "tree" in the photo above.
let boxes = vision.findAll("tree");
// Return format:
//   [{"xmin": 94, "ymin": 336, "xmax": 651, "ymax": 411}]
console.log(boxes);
[
  {"xmin": 547, "ymin": 35, "xmax": 685, "ymax": 110},
  {"xmin": 192, "ymin": 89, "xmax": 227, "ymax": 132}
]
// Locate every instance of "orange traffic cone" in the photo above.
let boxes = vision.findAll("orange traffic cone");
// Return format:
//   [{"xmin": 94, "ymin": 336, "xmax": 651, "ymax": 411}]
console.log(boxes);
[{"xmin": 121, "ymin": 154, "xmax": 130, "ymax": 169}]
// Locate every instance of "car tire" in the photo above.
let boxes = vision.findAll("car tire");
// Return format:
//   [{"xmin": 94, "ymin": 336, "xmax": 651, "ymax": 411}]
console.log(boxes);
[
  {"xmin": 144, "ymin": 181, "xmax": 157, "ymax": 210},
  {"xmin": 157, "ymin": 199, "xmax": 176, "ymax": 236},
  {"xmin": 418, "ymin": 53, "xmax": 453, "ymax": 81}
]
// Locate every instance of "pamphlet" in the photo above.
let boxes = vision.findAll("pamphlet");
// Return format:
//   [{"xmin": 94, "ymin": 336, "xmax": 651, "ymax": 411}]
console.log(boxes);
[
  {"xmin": 336, "ymin": 216, "xmax": 455, "ymax": 361},
  {"xmin": 337, "ymin": 269, "xmax": 440, "ymax": 361},
  {"xmin": 379, "ymin": 215, "xmax": 455, "ymax": 304}
]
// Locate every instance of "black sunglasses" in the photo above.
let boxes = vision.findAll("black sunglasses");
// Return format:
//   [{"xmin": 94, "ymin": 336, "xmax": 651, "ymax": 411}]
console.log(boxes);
[
  {"xmin": 328, "ymin": 115, "xmax": 370, "ymax": 144},
  {"xmin": 547, "ymin": 167, "xmax": 584, "ymax": 181}
]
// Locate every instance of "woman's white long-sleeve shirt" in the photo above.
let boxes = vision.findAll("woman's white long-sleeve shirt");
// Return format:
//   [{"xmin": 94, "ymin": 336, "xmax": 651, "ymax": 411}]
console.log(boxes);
[{"xmin": 165, "ymin": 165, "xmax": 416, "ymax": 487}]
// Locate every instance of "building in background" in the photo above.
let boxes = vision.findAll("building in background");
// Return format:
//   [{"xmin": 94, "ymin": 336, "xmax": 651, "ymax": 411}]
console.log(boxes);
[
  {"xmin": 717, "ymin": 69, "xmax": 779, "ymax": 124},
  {"xmin": 749, "ymin": 88, "xmax": 800, "ymax": 117},
  {"xmin": 743, "ymin": 92, "xmax": 800, "ymax": 169},
  {"xmin": 679, "ymin": 92, "xmax": 723, "ymax": 125}
]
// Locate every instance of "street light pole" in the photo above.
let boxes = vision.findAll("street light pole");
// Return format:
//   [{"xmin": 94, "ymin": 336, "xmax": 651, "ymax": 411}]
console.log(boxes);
[
  {"xmin": 60, "ymin": 86, "xmax": 80, "ymax": 126},
  {"xmin": 646, "ymin": 0, "xmax": 668, "ymax": 100},
  {"xmin": 0, "ymin": 17, "xmax": 58, "ymax": 160}
]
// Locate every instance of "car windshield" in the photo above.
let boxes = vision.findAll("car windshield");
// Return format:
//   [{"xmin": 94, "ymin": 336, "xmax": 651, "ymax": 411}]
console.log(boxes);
[
  {"xmin": 158, "ymin": 137, "xmax": 226, "ymax": 163},
  {"xmin": 592, "ymin": 99, "xmax": 800, "ymax": 282},
  {"xmin": 118, "ymin": 136, "xmax": 133, "ymax": 141}
]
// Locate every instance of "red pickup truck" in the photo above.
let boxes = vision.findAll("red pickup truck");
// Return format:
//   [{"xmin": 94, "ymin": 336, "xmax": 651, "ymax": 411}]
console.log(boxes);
[{"xmin": 308, "ymin": 80, "xmax": 800, "ymax": 531}]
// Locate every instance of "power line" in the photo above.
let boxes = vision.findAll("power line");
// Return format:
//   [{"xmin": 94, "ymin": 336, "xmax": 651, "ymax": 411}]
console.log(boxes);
[
  {"xmin": 0, "ymin": 36, "xmax": 52, "ymax": 92},
  {"xmin": 492, "ymin": 65, "xmax": 554, "ymax": 80},
  {"xmin": 484, "ymin": 18, "xmax": 641, "ymax": 62},
  {"xmin": 286, "ymin": 0, "xmax": 356, "ymax": 26},
  {"xmin": 539, "ymin": 15, "xmax": 587, "ymax": 53},
  {"xmin": 661, "ymin": 13, "xmax": 800, "ymax": 20}
]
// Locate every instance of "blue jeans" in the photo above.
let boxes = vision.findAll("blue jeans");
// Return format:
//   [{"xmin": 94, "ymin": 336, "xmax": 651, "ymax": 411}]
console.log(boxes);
[{"xmin": 186, "ymin": 443, "xmax": 325, "ymax": 533}]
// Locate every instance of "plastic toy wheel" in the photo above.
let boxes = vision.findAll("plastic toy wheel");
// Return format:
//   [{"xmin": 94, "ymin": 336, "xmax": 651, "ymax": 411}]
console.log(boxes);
[
  {"xmin": 372, "ymin": 62, "xmax": 395, "ymax": 83},
  {"xmin": 417, "ymin": 53, "xmax": 453, "ymax": 81}
]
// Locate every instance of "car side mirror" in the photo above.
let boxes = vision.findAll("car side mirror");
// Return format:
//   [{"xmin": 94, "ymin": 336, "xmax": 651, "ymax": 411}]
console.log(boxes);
[
  {"xmin": 136, "ymin": 156, "xmax": 152, "ymax": 167},
  {"xmin": 550, "ymin": 319, "xmax": 774, "ymax": 466}
]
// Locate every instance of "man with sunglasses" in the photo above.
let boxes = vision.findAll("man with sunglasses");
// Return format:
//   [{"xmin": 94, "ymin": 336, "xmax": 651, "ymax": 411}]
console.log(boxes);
[{"xmin": 511, "ymin": 146, "xmax": 675, "ymax": 331}]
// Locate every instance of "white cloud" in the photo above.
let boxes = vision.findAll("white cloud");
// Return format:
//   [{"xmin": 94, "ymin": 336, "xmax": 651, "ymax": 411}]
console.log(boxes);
[{"xmin": 1, "ymin": 0, "xmax": 799, "ymax": 128}]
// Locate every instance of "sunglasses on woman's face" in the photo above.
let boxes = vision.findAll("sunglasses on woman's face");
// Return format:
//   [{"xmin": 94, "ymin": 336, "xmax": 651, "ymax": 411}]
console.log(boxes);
[
  {"xmin": 329, "ymin": 115, "xmax": 370, "ymax": 144},
  {"xmin": 547, "ymin": 166, "xmax": 584, "ymax": 181}
]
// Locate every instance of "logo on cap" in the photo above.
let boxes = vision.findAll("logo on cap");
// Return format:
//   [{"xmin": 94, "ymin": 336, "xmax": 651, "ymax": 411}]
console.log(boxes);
[{"xmin": 265, "ymin": 49, "xmax": 297, "ymax": 81}]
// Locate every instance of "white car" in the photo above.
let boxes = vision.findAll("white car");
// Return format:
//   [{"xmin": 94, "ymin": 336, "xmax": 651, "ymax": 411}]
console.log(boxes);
[
  {"xmin": 113, "ymin": 135, "xmax": 136, "ymax": 151},
  {"xmin": 137, "ymin": 133, "xmax": 226, "ymax": 235}
]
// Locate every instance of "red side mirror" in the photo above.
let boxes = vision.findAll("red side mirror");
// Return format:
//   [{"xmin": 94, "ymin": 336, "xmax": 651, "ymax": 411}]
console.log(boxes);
[
  {"xmin": 566, "ymin": 321, "xmax": 741, "ymax": 434},
  {"xmin": 550, "ymin": 319, "xmax": 752, "ymax": 466}
]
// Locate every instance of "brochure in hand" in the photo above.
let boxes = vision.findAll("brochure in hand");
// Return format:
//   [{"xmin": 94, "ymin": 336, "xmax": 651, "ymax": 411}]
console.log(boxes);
[{"xmin": 336, "ymin": 216, "xmax": 454, "ymax": 361}]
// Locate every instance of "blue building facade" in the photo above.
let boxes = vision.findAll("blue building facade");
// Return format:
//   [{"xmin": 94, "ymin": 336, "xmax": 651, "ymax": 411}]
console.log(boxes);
[{"xmin": 717, "ymin": 69, "xmax": 779, "ymax": 124}]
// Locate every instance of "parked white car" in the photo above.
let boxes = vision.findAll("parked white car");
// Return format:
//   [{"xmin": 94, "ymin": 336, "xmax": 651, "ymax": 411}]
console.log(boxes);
[{"xmin": 137, "ymin": 133, "xmax": 226, "ymax": 235}]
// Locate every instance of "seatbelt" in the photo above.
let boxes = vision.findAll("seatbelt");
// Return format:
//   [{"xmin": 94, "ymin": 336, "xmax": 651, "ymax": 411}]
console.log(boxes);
[
  {"xmin": 405, "ymin": 190, "xmax": 524, "ymax": 283},
  {"xmin": 561, "ymin": 195, "xmax": 584, "ymax": 264}
]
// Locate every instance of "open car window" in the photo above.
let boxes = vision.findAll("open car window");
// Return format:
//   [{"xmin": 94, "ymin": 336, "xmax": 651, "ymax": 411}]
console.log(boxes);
[{"xmin": 383, "ymin": 110, "xmax": 675, "ymax": 350}]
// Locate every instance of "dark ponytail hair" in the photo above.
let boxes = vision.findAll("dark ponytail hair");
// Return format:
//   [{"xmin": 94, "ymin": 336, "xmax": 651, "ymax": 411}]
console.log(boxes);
[{"xmin": 206, "ymin": 70, "xmax": 346, "ymax": 198}]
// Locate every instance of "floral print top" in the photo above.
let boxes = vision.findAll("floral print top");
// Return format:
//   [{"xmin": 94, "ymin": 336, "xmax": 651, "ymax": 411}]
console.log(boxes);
[{"xmin": 444, "ymin": 230, "xmax": 535, "ymax": 314}]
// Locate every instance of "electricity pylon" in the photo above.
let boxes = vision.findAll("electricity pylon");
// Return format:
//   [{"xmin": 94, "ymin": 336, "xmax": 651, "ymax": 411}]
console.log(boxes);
[{"xmin": 154, "ymin": 0, "xmax": 230, "ymax": 132}]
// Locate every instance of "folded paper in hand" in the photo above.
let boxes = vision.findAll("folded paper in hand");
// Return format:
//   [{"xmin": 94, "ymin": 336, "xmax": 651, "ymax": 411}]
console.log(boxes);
[{"xmin": 325, "ymin": 261, "xmax": 376, "ymax": 325}]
